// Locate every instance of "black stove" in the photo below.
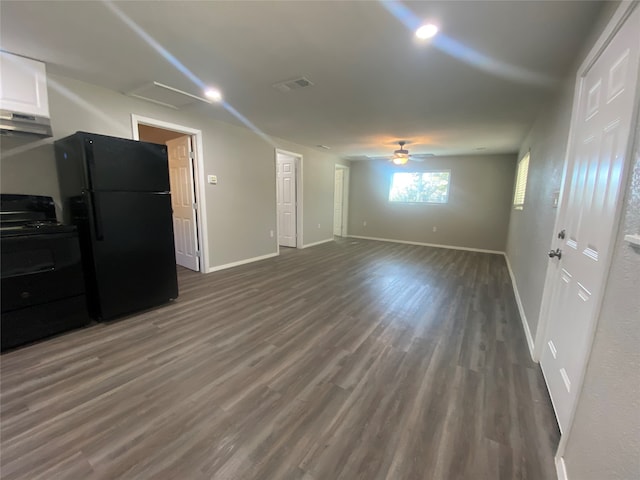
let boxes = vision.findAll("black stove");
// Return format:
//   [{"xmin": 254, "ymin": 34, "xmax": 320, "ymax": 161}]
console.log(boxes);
[
  {"xmin": 1, "ymin": 194, "xmax": 90, "ymax": 351},
  {"xmin": 0, "ymin": 194, "xmax": 75, "ymax": 236}
]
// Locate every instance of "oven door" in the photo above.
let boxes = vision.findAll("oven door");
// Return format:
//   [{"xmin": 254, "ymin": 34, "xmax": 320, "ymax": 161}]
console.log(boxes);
[
  {"xmin": 1, "ymin": 230, "xmax": 89, "ymax": 350},
  {"xmin": 1, "ymin": 231, "xmax": 86, "ymax": 312}
]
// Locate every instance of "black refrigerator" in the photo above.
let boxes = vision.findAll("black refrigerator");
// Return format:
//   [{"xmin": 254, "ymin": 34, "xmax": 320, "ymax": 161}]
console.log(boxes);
[{"xmin": 55, "ymin": 132, "xmax": 178, "ymax": 321}]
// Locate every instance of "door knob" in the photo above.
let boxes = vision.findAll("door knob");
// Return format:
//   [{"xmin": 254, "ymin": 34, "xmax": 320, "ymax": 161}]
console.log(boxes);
[
  {"xmin": 558, "ymin": 229, "xmax": 566, "ymax": 239},
  {"xmin": 548, "ymin": 248, "xmax": 562, "ymax": 259}
]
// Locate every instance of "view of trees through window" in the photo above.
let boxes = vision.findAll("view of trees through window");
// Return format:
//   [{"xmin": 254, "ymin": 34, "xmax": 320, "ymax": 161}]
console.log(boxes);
[{"xmin": 388, "ymin": 171, "xmax": 451, "ymax": 203}]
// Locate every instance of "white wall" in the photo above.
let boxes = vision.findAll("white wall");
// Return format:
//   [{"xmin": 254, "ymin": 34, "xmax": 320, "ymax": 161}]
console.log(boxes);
[
  {"xmin": 347, "ymin": 154, "xmax": 516, "ymax": 252},
  {"xmin": 505, "ymin": 79, "xmax": 575, "ymax": 335},
  {"xmin": 0, "ymin": 74, "xmax": 345, "ymax": 269}
]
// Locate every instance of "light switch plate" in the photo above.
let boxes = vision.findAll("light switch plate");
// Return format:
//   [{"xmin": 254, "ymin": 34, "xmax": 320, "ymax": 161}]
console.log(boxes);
[{"xmin": 208, "ymin": 175, "xmax": 218, "ymax": 185}]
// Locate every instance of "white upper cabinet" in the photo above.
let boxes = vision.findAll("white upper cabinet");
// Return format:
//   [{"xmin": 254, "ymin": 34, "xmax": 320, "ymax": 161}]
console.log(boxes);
[{"xmin": 0, "ymin": 51, "xmax": 50, "ymax": 118}]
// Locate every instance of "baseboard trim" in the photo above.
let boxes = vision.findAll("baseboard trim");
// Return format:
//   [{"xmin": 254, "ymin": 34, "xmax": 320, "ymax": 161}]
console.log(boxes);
[
  {"xmin": 504, "ymin": 253, "xmax": 535, "ymax": 360},
  {"xmin": 206, "ymin": 252, "xmax": 279, "ymax": 273},
  {"xmin": 346, "ymin": 235, "xmax": 504, "ymax": 255},
  {"xmin": 555, "ymin": 456, "xmax": 568, "ymax": 480},
  {"xmin": 302, "ymin": 238, "xmax": 334, "ymax": 249}
]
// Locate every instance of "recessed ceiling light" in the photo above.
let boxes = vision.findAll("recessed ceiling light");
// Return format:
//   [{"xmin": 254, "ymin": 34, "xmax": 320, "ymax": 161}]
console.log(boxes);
[
  {"xmin": 205, "ymin": 88, "xmax": 222, "ymax": 102},
  {"xmin": 415, "ymin": 24, "xmax": 438, "ymax": 40}
]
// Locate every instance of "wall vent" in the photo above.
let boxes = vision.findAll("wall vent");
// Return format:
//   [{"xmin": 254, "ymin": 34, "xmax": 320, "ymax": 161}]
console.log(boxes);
[{"xmin": 272, "ymin": 76, "xmax": 314, "ymax": 93}]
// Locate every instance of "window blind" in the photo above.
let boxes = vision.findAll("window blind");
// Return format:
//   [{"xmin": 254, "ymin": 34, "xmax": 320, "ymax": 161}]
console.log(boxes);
[{"xmin": 513, "ymin": 152, "xmax": 530, "ymax": 210}]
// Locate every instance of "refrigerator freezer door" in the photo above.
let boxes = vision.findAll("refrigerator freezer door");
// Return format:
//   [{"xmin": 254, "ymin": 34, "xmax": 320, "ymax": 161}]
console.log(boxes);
[
  {"xmin": 88, "ymin": 191, "xmax": 178, "ymax": 320},
  {"xmin": 83, "ymin": 133, "xmax": 170, "ymax": 192}
]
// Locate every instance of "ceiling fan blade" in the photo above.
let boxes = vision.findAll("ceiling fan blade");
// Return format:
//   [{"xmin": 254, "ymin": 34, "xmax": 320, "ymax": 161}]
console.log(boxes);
[
  {"xmin": 411, "ymin": 153, "xmax": 435, "ymax": 160},
  {"xmin": 344, "ymin": 151, "xmax": 433, "ymax": 163}
]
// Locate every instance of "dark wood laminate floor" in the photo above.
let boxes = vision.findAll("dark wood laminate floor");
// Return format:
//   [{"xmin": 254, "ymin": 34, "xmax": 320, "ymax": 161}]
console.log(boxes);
[{"xmin": 0, "ymin": 238, "xmax": 559, "ymax": 479}]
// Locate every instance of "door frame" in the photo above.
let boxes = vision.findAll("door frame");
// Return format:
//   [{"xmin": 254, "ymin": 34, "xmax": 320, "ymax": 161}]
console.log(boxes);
[
  {"xmin": 534, "ymin": 1, "xmax": 640, "ymax": 468},
  {"xmin": 275, "ymin": 149, "xmax": 303, "ymax": 253},
  {"xmin": 333, "ymin": 164, "xmax": 350, "ymax": 236},
  {"xmin": 131, "ymin": 114, "xmax": 209, "ymax": 273}
]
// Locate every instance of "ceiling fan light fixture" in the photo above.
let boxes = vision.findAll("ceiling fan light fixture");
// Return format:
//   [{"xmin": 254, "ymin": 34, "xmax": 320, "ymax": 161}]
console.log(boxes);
[
  {"xmin": 390, "ymin": 141, "xmax": 411, "ymax": 165},
  {"xmin": 392, "ymin": 155, "xmax": 409, "ymax": 165},
  {"xmin": 416, "ymin": 23, "xmax": 438, "ymax": 40}
]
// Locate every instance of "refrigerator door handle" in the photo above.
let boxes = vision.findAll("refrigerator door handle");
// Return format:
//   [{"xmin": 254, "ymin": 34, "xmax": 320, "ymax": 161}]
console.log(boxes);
[
  {"xmin": 84, "ymin": 137, "xmax": 95, "ymax": 190},
  {"xmin": 86, "ymin": 191, "xmax": 104, "ymax": 241}
]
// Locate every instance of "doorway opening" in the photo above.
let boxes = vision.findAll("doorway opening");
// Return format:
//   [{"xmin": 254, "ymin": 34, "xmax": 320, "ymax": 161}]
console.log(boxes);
[
  {"xmin": 333, "ymin": 164, "xmax": 349, "ymax": 237},
  {"xmin": 131, "ymin": 115, "xmax": 208, "ymax": 273},
  {"xmin": 275, "ymin": 149, "xmax": 303, "ymax": 251}
]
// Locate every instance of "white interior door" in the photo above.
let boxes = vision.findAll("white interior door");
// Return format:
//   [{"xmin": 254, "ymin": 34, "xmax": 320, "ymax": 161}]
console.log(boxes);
[
  {"xmin": 167, "ymin": 135, "xmax": 199, "ymax": 271},
  {"xmin": 333, "ymin": 168, "xmax": 344, "ymax": 236},
  {"xmin": 277, "ymin": 153, "xmax": 296, "ymax": 247},
  {"xmin": 540, "ymin": 6, "xmax": 640, "ymax": 434}
]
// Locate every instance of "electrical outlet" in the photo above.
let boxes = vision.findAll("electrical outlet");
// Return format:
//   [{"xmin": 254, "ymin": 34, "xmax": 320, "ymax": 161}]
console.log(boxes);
[
  {"xmin": 270, "ymin": 230, "xmax": 274, "ymax": 238},
  {"xmin": 433, "ymin": 226, "xmax": 437, "ymax": 232},
  {"xmin": 363, "ymin": 221, "xmax": 367, "ymax": 227},
  {"xmin": 317, "ymin": 223, "xmax": 321, "ymax": 229},
  {"xmin": 207, "ymin": 175, "xmax": 218, "ymax": 185}
]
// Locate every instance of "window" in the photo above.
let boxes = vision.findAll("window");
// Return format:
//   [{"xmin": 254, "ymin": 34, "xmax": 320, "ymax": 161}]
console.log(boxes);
[
  {"xmin": 388, "ymin": 171, "xmax": 451, "ymax": 203},
  {"xmin": 513, "ymin": 152, "xmax": 530, "ymax": 210}
]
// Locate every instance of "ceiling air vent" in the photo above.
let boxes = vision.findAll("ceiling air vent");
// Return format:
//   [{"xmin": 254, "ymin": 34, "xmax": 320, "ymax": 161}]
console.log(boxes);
[
  {"xmin": 126, "ymin": 82, "xmax": 211, "ymax": 109},
  {"xmin": 272, "ymin": 76, "xmax": 314, "ymax": 93}
]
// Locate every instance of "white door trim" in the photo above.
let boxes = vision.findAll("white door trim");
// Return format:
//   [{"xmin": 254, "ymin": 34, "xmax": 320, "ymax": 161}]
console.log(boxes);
[
  {"xmin": 131, "ymin": 114, "xmax": 209, "ymax": 273},
  {"xmin": 334, "ymin": 164, "xmax": 350, "ymax": 236},
  {"xmin": 534, "ymin": 0, "xmax": 640, "ymax": 461},
  {"xmin": 275, "ymin": 149, "xmax": 303, "ymax": 252}
]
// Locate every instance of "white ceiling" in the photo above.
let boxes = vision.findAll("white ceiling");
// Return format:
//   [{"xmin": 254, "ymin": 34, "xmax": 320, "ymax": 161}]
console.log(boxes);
[{"xmin": 0, "ymin": 1, "xmax": 603, "ymax": 158}]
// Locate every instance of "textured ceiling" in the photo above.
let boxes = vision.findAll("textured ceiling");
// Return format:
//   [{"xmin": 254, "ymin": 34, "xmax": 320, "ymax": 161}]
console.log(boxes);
[{"xmin": 0, "ymin": 1, "xmax": 604, "ymax": 158}]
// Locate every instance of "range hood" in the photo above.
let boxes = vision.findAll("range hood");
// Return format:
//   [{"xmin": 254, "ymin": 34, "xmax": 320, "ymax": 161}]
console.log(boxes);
[{"xmin": 0, "ymin": 109, "xmax": 52, "ymax": 139}]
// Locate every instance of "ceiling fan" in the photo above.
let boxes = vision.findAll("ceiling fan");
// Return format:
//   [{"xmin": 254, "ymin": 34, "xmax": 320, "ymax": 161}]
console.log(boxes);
[
  {"xmin": 391, "ymin": 141, "xmax": 411, "ymax": 165},
  {"xmin": 370, "ymin": 141, "xmax": 433, "ymax": 165},
  {"xmin": 344, "ymin": 141, "xmax": 435, "ymax": 163}
]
